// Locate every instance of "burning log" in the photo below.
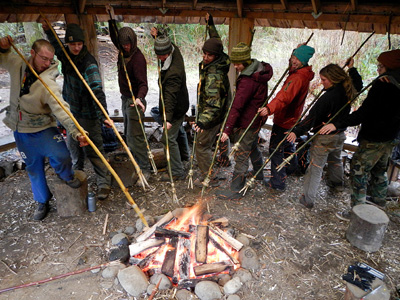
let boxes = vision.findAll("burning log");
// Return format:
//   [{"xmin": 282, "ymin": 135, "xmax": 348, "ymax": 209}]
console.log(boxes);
[
  {"xmin": 161, "ymin": 237, "xmax": 178, "ymax": 278},
  {"xmin": 129, "ymin": 238, "xmax": 165, "ymax": 256},
  {"xmin": 195, "ymin": 225, "xmax": 209, "ymax": 263},
  {"xmin": 178, "ymin": 277, "xmax": 218, "ymax": 289},
  {"xmin": 154, "ymin": 227, "xmax": 191, "ymax": 239},
  {"xmin": 136, "ymin": 212, "xmax": 175, "ymax": 242},
  {"xmin": 193, "ymin": 262, "xmax": 232, "ymax": 276},
  {"xmin": 209, "ymin": 235, "xmax": 239, "ymax": 265},
  {"xmin": 209, "ymin": 225, "xmax": 243, "ymax": 251},
  {"xmin": 178, "ymin": 239, "xmax": 191, "ymax": 280}
]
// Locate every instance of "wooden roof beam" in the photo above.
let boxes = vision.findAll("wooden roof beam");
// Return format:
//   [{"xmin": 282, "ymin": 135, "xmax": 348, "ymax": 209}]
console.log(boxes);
[
  {"xmin": 311, "ymin": 0, "xmax": 321, "ymax": 18},
  {"xmin": 280, "ymin": 0, "xmax": 288, "ymax": 11},
  {"xmin": 78, "ymin": 0, "xmax": 87, "ymax": 14},
  {"xmin": 351, "ymin": 0, "xmax": 358, "ymax": 11},
  {"xmin": 237, "ymin": 0, "xmax": 243, "ymax": 18},
  {"xmin": 193, "ymin": 0, "xmax": 198, "ymax": 10}
]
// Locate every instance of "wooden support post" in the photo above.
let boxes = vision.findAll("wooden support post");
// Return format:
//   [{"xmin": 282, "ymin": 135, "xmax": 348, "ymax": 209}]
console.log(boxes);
[
  {"xmin": 228, "ymin": 17, "xmax": 254, "ymax": 93},
  {"xmin": 195, "ymin": 225, "xmax": 209, "ymax": 263}
]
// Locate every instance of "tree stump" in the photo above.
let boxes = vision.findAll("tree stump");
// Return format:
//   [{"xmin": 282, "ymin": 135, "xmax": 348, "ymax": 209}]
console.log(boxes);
[
  {"xmin": 52, "ymin": 170, "xmax": 88, "ymax": 217},
  {"xmin": 346, "ymin": 204, "xmax": 389, "ymax": 252}
]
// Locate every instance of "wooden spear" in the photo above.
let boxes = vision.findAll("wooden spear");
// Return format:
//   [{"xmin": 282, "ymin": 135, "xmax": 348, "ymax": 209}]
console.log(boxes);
[
  {"xmin": 107, "ymin": 12, "xmax": 158, "ymax": 175},
  {"xmin": 9, "ymin": 40, "xmax": 149, "ymax": 228},
  {"xmin": 40, "ymin": 13, "xmax": 149, "ymax": 190},
  {"xmin": 228, "ymin": 32, "xmax": 314, "ymax": 159},
  {"xmin": 187, "ymin": 63, "xmax": 203, "ymax": 189},
  {"xmin": 157, "ymin": 60, "xmax": 179, "ymax": 202},
  {"xmin": 0, "ymin": 261, "xmax": 117, "ymax": 294}
]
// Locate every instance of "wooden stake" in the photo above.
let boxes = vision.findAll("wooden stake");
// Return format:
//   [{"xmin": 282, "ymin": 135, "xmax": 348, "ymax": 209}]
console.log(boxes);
[{"xmin": 102, "ymin": 213, "xmax": 109, "ymax": 235}]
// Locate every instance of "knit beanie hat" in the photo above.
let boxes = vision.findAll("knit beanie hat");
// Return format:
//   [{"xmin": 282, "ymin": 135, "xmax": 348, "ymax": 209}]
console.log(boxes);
[
  {"xmin": 230, "ymin": 42, "xmax": 251, "ymax": 64},
  {"xmin": 118, "ymin": 27, "xmax": 137, "ymax": 51},
  {"xmin": 377, "ymin": 49, "xmax": 400, "ymax": 70},
  {"xmin": 65, "ymin": 23, "xmax": 85, "ymax": 43},
  {"xmin": 292, "ymin": 45, "xmax": 315, "ymax": 65},
  {"xmin": 202, "ymin": 38, "xmax": 223, "ymax": 55},
  {"xmin": 154, "ymin": 35, "xmax": 172, "ymax": 55}
]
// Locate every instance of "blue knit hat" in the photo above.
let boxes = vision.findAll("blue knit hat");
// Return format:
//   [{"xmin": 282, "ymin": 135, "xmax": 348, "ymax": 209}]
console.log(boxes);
[{"xmin": 293, "ymin": 45, "xmax": 315, "ymax": 65}]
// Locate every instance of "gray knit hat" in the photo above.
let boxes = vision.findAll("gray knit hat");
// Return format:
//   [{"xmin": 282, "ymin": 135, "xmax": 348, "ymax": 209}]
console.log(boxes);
[
  {"xmin": 118, "ymin": 27, "xmax": 137, "ymax": 51},
  {"xmin": 154, "ymin": 35, "xmax": 172, "ymax": 55},
  {"xmin": 65, "ymin": 23, "xmax": 85, "ymax": 43},
  {"xmin": 230, "ymin": 42, "xmax": 251, "ymax": 64}
]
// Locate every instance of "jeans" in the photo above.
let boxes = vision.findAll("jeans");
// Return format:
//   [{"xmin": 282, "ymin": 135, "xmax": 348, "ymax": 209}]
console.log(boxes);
[{"xmin": 14, "ymin": 127, "xmax": 75, "ymax": 204}]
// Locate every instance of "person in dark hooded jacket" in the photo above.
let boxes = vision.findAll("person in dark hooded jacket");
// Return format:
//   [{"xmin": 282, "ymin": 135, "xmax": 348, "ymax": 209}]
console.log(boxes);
[
  {"xmin": 216, "ymin": 42, "xmax": 273, "ymax": 200},
  {"xmin": 321, "ymin": 49, "xmax": 400, "ymax": 213},
  {"xmin": 107, "ymin": 5, "xmax": 150, "ymax": 186}
]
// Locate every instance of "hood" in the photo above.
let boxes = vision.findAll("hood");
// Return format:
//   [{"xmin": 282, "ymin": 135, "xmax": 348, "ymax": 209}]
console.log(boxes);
[{"xmin": 241, "ymin": 59, "xmax": 273, "ymax": 84}]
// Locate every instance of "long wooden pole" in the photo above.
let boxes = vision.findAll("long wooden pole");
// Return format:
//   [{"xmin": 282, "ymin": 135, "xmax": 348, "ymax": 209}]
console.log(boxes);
[
  {"xmin": 157, "ymin": 60, "xmax": 179, "ymax": 202},
  {"xmin": 40, "ymin": 13, "xmax": 149, "ymax": 190},
  {"xmin": 9, "ymin": 40, "xmax": 149, "ymax": 228},
  {"xmin": 108, "ymin": 15, "xmax": 158, "ymax": 175},
  {"xmin": 0, "ymin": 262, "xmax": 116, "ymax": 294},
  {"xmin": 229, "ymin": 32, "xmax": 314, "ymax": 159}
]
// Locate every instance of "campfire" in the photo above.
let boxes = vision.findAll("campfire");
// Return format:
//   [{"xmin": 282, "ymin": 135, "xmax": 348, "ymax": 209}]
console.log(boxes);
[{"xmin": 128, "ymin": 205, "xmax": 243, "ymax": 287}]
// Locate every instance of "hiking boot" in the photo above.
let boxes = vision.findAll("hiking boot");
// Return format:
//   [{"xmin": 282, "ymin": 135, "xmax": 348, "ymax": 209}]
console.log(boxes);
[
  {"xmin": 66, "ymin": 174, "xmax": 83, "ymax": 189},
  {"xmin": 335, "ymin": 210, "xmax": 352, "ymax": 222},
  {"xmin": 299, "ymin": 194, "xmax": 314, "ymax": 209},
  {"xmin": 97, "ymin": 187, "xmax": 110, "ymax": 200},
  {"xmin": 160, "ymin": 173, "xmax": 186, "ymax": 182},
  {"xmin": 33, "ymin": 202, "xmax": 50, "ymax": 221},
  {"xmin": 263, "ymin": 178, "xmax": 285, "ymax": 192},
  {"xmin": 215, "ymin": 174, "xmax": 245, "ymax": 200},
  {"xmin": 327, "ymin": 181, "xmax": 345, "ymax": 192}
]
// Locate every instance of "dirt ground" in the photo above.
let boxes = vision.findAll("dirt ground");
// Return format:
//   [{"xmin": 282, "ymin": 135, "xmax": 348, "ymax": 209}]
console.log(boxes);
[{"xmin": 0, "ymin": 41, "xmax": 400, "ymax": 300}]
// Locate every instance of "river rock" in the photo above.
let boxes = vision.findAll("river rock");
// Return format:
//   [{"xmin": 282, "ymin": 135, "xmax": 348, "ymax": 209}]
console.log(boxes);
[
  {"xmin": 124, "ymin": 226, "xmax": 136, "ymax": 235},
  {"xmin": 387, "ymin": 181, "xmax": 400, "ymax": 197},
  {"xmin": 227, "ymin": 295, "xmax": 241, "ymax": 300},
  {"xmin": 176, "ymin": 289, "xmax": 195, "ymax": 300},
  {"xmin": 235, "ymin": 234, "xmax": 250, "ymax": 247},
  {"xmin": 150, "ymin": 273, "xmax": 172, "ymax": 290},
  {"xmin": 136, "ymin": 215, "xmax": 155, "ymax": 232},
  {"xmin": 223, "ymin": 277, "xmax": 242, "ymax": 295},
  {"xmin": 118, "ymin": 265, "xmax": 149, "ymax": 297},
  {"xmin": 147, "ymin": 284, "xmax": 156, "ymax": 295},
  {"xmin": 109, "ymin": 245, "xmax": 130, "ymax": 262},
  {"xmin": 194, "ymin": 280, "xmax": 223, "ymax": 300},
  {"xmin": 233, "ymin": 268, "xmax": 252, "ymax": 283},
  {"xmin": 111, "ymin": 233, "xmax": 129, "ymax": 246},
  {"xmin": 102, "ymin": 262, "xmax": 126, "ymax": 279},
  {"xmin": 217, "ymin": 273, "xmax": 231, "ymax": 286},
  {"xmin": 238, "ymin": 246, "xmax": 260, "ymax": 270}
]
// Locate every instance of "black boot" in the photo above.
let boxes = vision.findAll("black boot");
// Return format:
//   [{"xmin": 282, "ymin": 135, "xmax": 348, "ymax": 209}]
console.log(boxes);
[
  {"xmin": 33, "ymin": 202, "xmax": 50, "ymax": 221},
  {"xmin": 215, "ymin": 174, "xmax": 245, "ymax": 200}
]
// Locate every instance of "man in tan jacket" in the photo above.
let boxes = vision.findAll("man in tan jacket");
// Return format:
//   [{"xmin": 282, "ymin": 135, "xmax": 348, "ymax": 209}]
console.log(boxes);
[{"xmin": 0, "ymin": 36, "xmax": 87, "ymax": 221}]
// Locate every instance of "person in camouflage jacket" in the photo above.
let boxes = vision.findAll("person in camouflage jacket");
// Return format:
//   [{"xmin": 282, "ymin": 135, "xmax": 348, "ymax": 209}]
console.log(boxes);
[{"xmin": 192, "ymin": 14, "xmax": 232, "ymax": 186}]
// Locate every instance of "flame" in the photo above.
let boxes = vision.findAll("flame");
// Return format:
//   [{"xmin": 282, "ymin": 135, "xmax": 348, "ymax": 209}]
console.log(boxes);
[{"xmin": 133, "ymin": 205, "xmax": 240, "ymax": 282}]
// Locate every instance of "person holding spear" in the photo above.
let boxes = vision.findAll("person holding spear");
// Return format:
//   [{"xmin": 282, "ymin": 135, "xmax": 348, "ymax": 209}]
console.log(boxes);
[
  {"xmin": 152, "ymin": 28, "xmax": 189, "ymax": 181},
  {"xmin": 0, "ymin": 36, "xmax": 88, "ymax": 220},
  {"xmin": 259, "ymin": 44, "xmax": 315, "ymax": 191},
  {"xmin": 106, "ymin": 5, "xmax": 152, "ymax": 186},
  {"xmin": 191, "ymin": 13, "xmax": 232, "ymax": 188},
  {"xmin": 320, "ymin": 49, "xmax": 400, "ymax": 217},
  {"xmin": 286, "ymin": 59, "xmax": 363, "ymax": 208},
  {"xmin": 216, "ymin": 42, "xmax": 273, "ymax": 200},
  {"xmin": 41, "ymin": 22, "xmax": 112, "ymax": 200}
]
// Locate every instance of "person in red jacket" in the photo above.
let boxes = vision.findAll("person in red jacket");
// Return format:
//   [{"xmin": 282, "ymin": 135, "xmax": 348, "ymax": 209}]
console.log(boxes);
[
  {"xmin": 216, "ymin": 42, "xmax": 273, "ymax": 200},
  {"xmin": 259, "ymin": 45, "xmax": 315, "ymax": 191}
]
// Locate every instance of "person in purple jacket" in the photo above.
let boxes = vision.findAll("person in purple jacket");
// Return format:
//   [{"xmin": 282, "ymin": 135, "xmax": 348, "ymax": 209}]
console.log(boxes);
[
  {"xmin": 107, "ymin": 5, "xmax": 151, "ymax": 186},
  {"xmin": 216, "ymin": 42, "xmax": 273, "ymax": 200}
]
